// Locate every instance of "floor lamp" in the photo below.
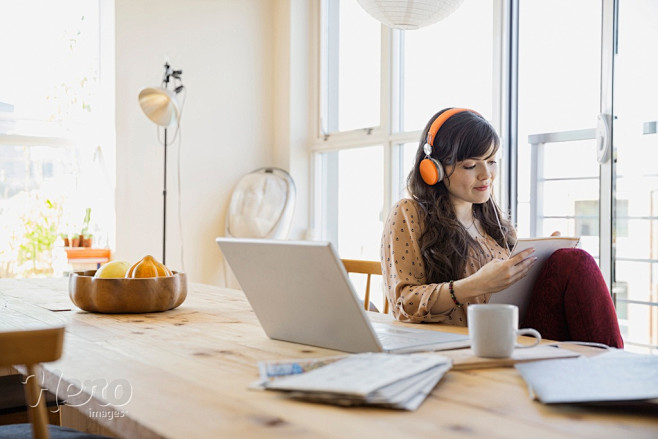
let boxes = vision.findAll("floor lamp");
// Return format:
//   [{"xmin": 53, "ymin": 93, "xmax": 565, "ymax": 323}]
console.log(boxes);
[{"xmin": 138, "ymin": 62, "xmax": 184, "ymax": 265}]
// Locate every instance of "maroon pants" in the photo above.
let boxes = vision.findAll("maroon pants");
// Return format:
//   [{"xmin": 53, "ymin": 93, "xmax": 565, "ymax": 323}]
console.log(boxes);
[{"xmin": 522, "ymin": 248, "xmax": 624, "ymax": 348}]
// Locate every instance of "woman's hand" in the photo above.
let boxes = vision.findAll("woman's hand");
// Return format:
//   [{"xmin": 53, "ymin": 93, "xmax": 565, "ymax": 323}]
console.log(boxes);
[{"xmin": 469, "ymin": 247, "xmax": 537, "ymax": 295}]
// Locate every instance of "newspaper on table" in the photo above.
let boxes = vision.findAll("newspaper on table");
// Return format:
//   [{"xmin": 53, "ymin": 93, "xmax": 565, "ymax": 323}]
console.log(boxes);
[{"xmin": 254, "ymin": 353, "xmax": 452, "ymax": 411}]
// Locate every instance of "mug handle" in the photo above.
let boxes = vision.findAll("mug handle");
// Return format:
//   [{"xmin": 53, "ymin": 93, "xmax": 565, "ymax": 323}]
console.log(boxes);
[{"xmin": 515, "ymin": 328, "xmax": 541, "ymax": 348}]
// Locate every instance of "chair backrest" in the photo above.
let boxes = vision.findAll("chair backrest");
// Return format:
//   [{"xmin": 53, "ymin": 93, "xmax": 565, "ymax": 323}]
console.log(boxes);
[
  {"xmin": 341, "ymin": 259, "xmax": 389, "ymax": 314},
  {"xmin": 0, "ymin": 326, "xmax": 65, "ymax": 439},
  {"xmin": 226, "ymin": 167, "xmax": 296, "ymax": 240}
]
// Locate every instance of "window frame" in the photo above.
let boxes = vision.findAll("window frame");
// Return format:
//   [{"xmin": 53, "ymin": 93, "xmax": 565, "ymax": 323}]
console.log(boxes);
[{"xmin": 310, "ymin": 0, "xmax": 510, "ymax": 245}]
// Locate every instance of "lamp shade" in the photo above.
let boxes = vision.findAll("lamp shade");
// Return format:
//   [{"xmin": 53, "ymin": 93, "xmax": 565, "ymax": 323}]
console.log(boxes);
[
  {"xmin": 138, "ymin": 87, "xmax": 180, "ymax": 127},
  {"xmin": 357, "ymin": 0, "xmax": 464, "ymax": 30}
]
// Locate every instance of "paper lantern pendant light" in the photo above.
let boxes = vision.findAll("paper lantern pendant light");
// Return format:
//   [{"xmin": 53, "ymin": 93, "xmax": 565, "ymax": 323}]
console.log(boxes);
[{"xmin": 357, "ymin": 0, "xmax": 465, "ymax": 30}]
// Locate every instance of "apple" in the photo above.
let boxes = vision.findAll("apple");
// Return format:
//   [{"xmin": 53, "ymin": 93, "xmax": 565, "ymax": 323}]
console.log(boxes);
[{"xmin": 94, "ymin": 260, "xmax": 132, "ymax": 278}]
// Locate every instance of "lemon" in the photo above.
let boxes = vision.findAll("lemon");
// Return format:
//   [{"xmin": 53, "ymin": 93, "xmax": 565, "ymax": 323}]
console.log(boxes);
[{"xmin": 94, "ymin": 260, "xmax": 132, "ymax": 278}]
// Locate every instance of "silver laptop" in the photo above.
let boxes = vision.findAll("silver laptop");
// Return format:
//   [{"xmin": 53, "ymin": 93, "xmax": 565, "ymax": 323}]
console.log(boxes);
[{"xmin": 216, "ymin": 237, "xmax": 469, "ymax": 354}]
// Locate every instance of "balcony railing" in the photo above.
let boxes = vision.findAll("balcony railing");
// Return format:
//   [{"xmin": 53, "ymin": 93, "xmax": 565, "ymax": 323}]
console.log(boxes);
[{"xmin": 528, "ymin": 128, "xmax": 657, "ymax": 354}]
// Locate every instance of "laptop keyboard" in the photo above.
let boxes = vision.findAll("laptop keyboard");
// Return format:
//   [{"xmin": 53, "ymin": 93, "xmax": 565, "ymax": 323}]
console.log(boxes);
[
  {"xmin": 372, "ymin": 323, "xmax": 462, "ymax": 349},
  {"xmin": 377, "ymin": 334, "xmax": 422, "ymax": 350}
]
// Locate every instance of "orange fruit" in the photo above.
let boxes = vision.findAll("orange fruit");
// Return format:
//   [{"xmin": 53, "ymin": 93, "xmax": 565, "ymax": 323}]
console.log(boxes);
[{"xmin": 125, "ymin": 255, "xmax": 173, "ymax": 278}]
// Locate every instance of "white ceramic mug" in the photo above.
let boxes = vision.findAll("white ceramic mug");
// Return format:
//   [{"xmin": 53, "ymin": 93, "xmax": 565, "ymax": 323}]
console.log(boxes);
[{"xmin": 467, "ymin": 304, "xmax": 541, "ymax": 358}]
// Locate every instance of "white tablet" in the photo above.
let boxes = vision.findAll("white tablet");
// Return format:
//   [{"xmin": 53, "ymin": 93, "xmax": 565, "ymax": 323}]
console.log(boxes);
[{"xmin": 489, "ymin": 237, "xmax": 580, "ymax": 322}]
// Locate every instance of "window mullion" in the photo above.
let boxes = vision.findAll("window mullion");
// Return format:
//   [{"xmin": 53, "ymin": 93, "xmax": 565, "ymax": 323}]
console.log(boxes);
[
  {"xmin": 310, "ymin": 130, "xmax": 387, "ymax": 152},
  {"xmin": 322, "ymin": 0, "xmax": 339, "ymax": 135},
  {"xmin": 0, "ymin": 134, "xmax": 75, "ymax": 147},
  {"xmin": 500, "ymin": 0, "xmax": 519, "ymax": 222},
  {"xmin": 381, "ymin": 23, "xmax": 394, "ymax": 219}
]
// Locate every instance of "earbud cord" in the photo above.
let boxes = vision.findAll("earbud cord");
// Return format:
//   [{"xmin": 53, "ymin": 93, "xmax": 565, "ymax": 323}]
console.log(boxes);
[
  {"xmin": 547, "ymin": 341, "xmax": 612, "ymax": 350},
  {"xmin": 466, "ymin": 216, "xmax": 485, "ymax": 239}
]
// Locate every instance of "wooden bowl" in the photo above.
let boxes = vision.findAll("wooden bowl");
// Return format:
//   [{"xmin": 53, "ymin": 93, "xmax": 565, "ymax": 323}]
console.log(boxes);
[{"xmin": 69, "ymin": 271, "xmax": 187, "ymax": 313}]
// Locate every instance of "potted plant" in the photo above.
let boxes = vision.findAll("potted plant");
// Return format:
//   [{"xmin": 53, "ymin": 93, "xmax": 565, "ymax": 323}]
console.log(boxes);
[
  {"xmin": 17, "ymin": 197, "xmax": 62, "ymax": 276},
  {"xmin": 78, "ymin": 208, "xmax": 92, "ymax": 247},
  {"xmin": 82, "ymin": 233, "xmax": 93, "ymax": 248}
]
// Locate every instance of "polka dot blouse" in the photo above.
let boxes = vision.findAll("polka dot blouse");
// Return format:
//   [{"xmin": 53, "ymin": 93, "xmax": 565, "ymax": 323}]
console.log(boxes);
[{"xmin": 380, "ymin": 199, "xmax": 507, "ymax": 326}]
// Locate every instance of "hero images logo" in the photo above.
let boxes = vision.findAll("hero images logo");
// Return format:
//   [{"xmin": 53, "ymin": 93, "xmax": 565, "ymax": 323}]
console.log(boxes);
[{"xmin": 23, "ymin": 369, "xmax": 133, "ymax": 412}]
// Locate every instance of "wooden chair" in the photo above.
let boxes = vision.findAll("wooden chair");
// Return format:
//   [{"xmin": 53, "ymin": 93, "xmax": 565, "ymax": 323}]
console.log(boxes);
[
  {"xmin": 0, "ymin": 326, "xmax": 110, "ymax": 439},
  {"xmin": 341, "ymin": 259, "xmax": 389, "ymax": 314}
]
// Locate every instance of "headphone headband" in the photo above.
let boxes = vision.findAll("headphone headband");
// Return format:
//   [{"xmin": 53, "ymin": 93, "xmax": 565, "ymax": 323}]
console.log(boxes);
[
  {"xmin": 426, "ymin": 108, "xmax": 480, "ymax": 147},
  {"xmin": 420, "ymin": 107, "xmax": 481, "ymax": 186}
]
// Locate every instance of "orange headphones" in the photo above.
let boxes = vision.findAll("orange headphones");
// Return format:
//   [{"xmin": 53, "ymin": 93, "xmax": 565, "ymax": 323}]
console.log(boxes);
[{"xmin": 419, "ymin": 108, "xmax": 480, "ymax": 185}]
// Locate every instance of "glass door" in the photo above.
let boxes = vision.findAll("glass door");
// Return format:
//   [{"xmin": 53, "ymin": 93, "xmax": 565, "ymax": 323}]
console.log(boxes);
[
  {"xmin": 517, "ymin": 0, "xmax": 657, "ymax": 353},
  {"xmin": 516, "ymin": 0, "xmax": 603, "ymax": 256},
  {"xmin": 611, "ymin": 0, "xmax": 658, "ymax": 353}
]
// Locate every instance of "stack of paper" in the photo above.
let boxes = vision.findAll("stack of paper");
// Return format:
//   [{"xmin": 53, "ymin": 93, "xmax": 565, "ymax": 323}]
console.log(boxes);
[
  {"xmin": 255, "ymin": 353, "xmax": 452, "ymax": 411},
  {"xmin": 515, "ymin": 350, "xmax": 658, "ymax": 404}
]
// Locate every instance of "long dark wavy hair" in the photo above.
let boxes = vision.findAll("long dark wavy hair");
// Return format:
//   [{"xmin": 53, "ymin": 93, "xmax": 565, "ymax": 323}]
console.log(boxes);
[{"xmin": 407, "ymin": 108, "xmax": 516, "ymax": 283}]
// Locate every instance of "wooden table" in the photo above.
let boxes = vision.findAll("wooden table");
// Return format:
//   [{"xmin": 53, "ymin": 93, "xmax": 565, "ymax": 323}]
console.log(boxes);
[{"xmin": 1, "ymin": 278, "xmax": 656, "ymax": 439}]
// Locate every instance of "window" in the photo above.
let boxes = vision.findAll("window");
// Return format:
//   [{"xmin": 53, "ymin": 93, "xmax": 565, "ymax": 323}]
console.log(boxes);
[
  {"xmin": 0, "ymin": 0, "xmax": 114, "ymax": 277},
  {"xmin": 611, "ymin": 0, "xmax": 658, "ymax": 353},
  {"xmin": 516, "ymin": 0, "xmax": 602, "ymax": 259},
  {"xmin": 401, "ymin": 4, "xmax": 494, "ymax": 132},
  {"xmin": 321, "ymin": 0, "xmax": 381, "ymax": 133},
  {"xmin": 314, "ymin": 0, "xmax": 497, "ymax": 259},
  {"xmin": 314, "ymin": 0, "xmax": 496, "ymax": 310},
  {"xmin": 313, "ymin": 0, "xmax": 656, "ymax": 353}
]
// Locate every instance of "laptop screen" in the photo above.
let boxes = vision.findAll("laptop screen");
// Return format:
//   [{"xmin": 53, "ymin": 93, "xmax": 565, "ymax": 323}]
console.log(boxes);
[{"xmin": 216, "ymin": 237, "xmax": 383, "ymax": 353}]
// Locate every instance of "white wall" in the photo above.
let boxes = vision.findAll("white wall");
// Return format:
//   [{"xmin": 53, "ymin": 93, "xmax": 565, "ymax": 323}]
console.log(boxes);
[
  {"xmin": 272, "ymin": 0, "xmax": 315, "ymax": 241},
  {"xmin": 115, "ymin": 0, "xmax": 288, "ymax": 285}
]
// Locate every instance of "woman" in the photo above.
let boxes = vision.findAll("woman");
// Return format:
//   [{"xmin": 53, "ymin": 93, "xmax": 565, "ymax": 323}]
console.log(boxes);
[{"xmin": 381, "ymin": 107, "xmax": 623, "ymax": 348}]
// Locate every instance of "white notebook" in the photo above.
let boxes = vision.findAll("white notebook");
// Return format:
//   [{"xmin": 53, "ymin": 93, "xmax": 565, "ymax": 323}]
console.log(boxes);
[{"xmin": 515, "ymin": 350, "xmax": 658, "ymax": 404}]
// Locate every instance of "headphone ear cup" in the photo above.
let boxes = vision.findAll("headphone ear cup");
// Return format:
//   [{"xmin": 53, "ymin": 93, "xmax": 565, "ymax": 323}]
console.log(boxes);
[
  {"xmin": 419, "ymin": 157, "xmax": 445, "ymax": 185},
  {"xmin": 435, "ymin": 159, "xmax": 445, "ymax": 182}
]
